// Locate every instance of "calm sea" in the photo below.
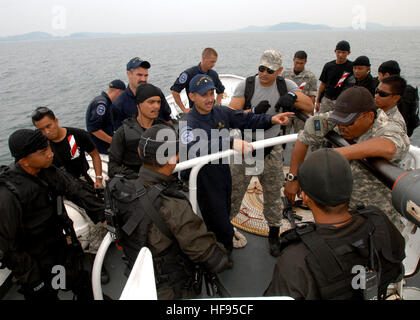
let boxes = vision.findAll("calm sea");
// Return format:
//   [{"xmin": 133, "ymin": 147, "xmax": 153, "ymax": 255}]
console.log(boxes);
[{"xmin": 0, "ymin": 30, "xmax": 419, "ymax": 163}]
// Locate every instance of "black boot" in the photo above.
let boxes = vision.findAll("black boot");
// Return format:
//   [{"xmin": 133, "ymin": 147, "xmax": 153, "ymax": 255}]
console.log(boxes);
[{"xmin": 268, "ymin": 226, "xmax": 281, "ymax": 257}]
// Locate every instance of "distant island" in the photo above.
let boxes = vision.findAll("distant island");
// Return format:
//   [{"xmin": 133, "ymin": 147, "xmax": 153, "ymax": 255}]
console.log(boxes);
[{"xmin": 1, "ymin": 22, "xmax": 419, "ymax": 42}]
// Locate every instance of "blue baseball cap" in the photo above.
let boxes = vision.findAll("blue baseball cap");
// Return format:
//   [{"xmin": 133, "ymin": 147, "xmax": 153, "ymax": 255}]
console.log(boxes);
[
  {"xmin": 126, "ymin": 57, "xmax": 151, "ymax": 71},
  {"xmin": 189, "ymin": 74, "xmax": 216, "ymax": 95}
]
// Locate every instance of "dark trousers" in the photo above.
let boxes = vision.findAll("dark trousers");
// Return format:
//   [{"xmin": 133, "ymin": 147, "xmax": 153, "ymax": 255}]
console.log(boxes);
[{"xmin": 197, "ymin": 164, "xmax": 233, "ymax": 251}]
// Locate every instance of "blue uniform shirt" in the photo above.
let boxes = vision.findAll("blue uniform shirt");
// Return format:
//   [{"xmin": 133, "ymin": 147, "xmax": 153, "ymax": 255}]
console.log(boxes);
[
  {"xmin": 179, "ymin": 105, "xmax": 272, "ymax": 249},
  {"xmin": 171, "ymin": 63, "xmax": 225, "ymax": 108},
  {"xmin": 111, "ymin": 86, "xmax": 172, "ymax": 130},
  {"xmin": 86, "ymin": 91, "xmax": 113, "ymax": 154}
]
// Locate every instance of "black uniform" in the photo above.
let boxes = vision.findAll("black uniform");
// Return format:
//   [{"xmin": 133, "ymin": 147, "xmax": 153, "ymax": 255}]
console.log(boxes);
[
  {"xmin": 264, "ymin": 207, "xmax": 405, "ymax": 300},
  {"xmin": 355, "ymin": 74, "xmax": 379, "ymax": 97},
  {"xmin": 0, "ymin": 164, "xmax": 104, "ymax": 300},
  {"xmin": 85, "ymin": 91, "xmax": 113, "ymax": 154},
  {"xmin": 319, "ymin": 60, "xmax": 354, "ymax": 100},
  {"xmin": 49, "ymin": 127, "xmax": 96, "ymax": 182},
  {"xmin": 108, "ymin": 117, "xmax": 165, "ymax": 178}
]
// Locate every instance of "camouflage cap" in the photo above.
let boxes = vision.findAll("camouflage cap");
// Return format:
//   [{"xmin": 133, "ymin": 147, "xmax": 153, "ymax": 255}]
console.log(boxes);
[{"xmin": 259, "ymin": 50, "xmax": 283, "ymax": 71}]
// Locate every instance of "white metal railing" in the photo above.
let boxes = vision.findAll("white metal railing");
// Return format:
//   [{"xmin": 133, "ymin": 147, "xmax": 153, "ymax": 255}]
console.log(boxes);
[{"xmin": 92, "ymin": 133, "xmax": 298, "ymax": 299}]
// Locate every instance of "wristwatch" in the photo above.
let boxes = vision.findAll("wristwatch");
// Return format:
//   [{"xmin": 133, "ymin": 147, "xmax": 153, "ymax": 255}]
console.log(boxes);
[
  {"xmin": 285, "ymin": 173, "xmax": 298, "ymax": 182},
  {"xmin": 96, "ymin": 176, "xmax": 103, "ymax": 179}
]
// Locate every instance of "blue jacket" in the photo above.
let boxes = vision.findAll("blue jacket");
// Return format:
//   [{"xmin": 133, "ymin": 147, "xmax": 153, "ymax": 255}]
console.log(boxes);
[{"xmin": 85, "ymin": 91, "xmax": 113, "ymax": 154}]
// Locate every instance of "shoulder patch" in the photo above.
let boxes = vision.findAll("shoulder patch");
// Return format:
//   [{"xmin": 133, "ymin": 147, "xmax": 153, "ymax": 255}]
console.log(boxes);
[
  {"xmin": 180, "ymin": 126, "xmax": 194, "ymax": 144},
  {"xmin": 179, "ymin": 72, "xmax": 188, "ymax": 84},
  {"xmin": 96, "ymin": 104, "xmax": 106, "ymax": 116}
]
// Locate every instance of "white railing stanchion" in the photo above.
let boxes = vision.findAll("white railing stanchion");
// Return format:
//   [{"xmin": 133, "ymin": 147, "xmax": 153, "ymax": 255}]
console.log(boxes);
[{"xmin": 92, "ymin": 232, "xmax": 113, "ymax": 300}]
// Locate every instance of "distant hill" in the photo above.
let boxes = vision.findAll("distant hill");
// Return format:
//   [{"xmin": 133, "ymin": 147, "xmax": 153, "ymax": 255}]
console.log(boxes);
[
  {"xmin": 1, "ymin": 22, "xmax": 420, "ymax": 42},
  {"xmin": 238, "ymin": 22, "xmax": 331, "ymax": 32},
  {"xmin": 237, "ymin": 22, "xmax": 420, "ymax": 32}
]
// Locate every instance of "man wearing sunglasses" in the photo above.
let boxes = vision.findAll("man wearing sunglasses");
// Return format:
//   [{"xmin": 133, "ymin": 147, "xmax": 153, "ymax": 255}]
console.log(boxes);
[
  {"xmin": 375, "ymin": 75, "xmax": 407, "ymax": 133},
  {"xmin": 229, "ymin": 50, "xmax": 313, "ymax": 256},
  {"xmin": 285, "ymin": 86, "xmax": 410, "ymax": 232},
  {"xmin": 377, "ymin": 60, "xmax": 419, "ymax": 137}
]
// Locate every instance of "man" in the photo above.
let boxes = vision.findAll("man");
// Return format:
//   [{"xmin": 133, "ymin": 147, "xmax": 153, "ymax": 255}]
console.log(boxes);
[
  {"xmin": 282, "ymin": 50, "xmax": 318, "ymax": 134},
  {"xmin": 171, "ymin": 48, "xmax": 225, "ymax": 113},
  {"xmin": 229, "ymin": 50, "xmax": 314, "ymax": 256},
  {"xmin": 107, "ymin": 124, "xmax": 230, "ymax": 299},
  {"xmin": 32, "ymin": 107, "xmax": 104, "ymax": 189},
  {"xmin": 285, "ymin": 86, "xmax": 410, "ymax": 231},
  {"xmin": 375, "ymin": 75, "xmax": 407, "ymax": 133},
  {"xmin": 316, "ymin": 40, "xmax": 353, "ymax": 113},
  {"xmin": 0, "ymin": 129, "xmax": 104, "ymax": 300},
  {"xmin": 265, "ymin": 149, "xmax": 405, "ymax": 300},
  {"xmin": 86, "ymin": 79, "xmax": 126, "ymax": 154},
  {"xmin": 108, "ymin": 83, "xmax": 166, "ymax": 179},
  {"xmin": 181, "ymin": 73, "xmax": 294, "ymax": 256},
  {"xmin": 111, "ymin": 57, "xmax": 172, "ymax": 130},
  {"xmin": 351, "ymin": 55, "xmax": 379, "ymax": 96},
  {"xmin": 378, "ymin": 60, "xmax": 419, "ymax": 137}
]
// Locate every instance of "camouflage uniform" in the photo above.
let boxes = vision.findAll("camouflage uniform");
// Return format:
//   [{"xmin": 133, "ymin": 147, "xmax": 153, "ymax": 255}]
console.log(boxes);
[
  {"xmin": 319, "ymin": 96, "xmax": 336, "ymax": 113},
  {"xmin": 282, "ymin": 68, "xmax": 317, "ymax": 134},
  {"xmin": 230, "ymin": 144, "xmax": 285, "ymax": 228},
  {"xmin": 385, "ymin": 106, "xmax": 407, "ymax": 134},
  {"xmin": 298, "ymin": 109, "xmax": 410, "ymax": 231}
]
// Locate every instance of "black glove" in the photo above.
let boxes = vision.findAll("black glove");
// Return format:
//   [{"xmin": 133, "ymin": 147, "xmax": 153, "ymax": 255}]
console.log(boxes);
[
  {"xmin": 252, "ymin": 100, "xmax": 271, "ymax": 114},
  {"xmin": 275, "ymin": 92, "xmax": 298, "ymax": 113}
]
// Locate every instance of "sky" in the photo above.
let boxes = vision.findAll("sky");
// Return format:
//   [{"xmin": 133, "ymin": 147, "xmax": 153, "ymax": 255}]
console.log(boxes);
[{"xmin": 0, "ymin": 0, "xmax": 419, "ymax": 37}]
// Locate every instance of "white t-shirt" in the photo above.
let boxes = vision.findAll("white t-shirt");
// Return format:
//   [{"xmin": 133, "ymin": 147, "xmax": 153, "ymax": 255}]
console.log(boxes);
[{"xmin": 233, "ymin": 76, "xmax": 299, "ymax": 138}]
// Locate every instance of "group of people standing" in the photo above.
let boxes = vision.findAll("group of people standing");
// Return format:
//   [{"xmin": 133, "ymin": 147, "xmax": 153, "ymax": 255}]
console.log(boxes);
[{"xmin": 0, "ymin": 40, "xmax": 418, "ymax": 300}]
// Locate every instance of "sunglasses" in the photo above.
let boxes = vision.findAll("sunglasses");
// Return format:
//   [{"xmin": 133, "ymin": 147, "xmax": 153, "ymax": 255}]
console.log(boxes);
[
  {"xmin": 258, "ymin": 65, "xmax": 276, "ymax": 74},
  {"xmin": 375, "ymin": 88, "xmax": 395, "ymax": 98}
]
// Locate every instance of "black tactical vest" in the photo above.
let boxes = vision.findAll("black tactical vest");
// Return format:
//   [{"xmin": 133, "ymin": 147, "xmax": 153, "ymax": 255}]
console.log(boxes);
[
  {"xmin": 0, "ymin": 165, "xmax": 63, "ymax": 253},
  {"xmin": 106, "ymin": 176, "xmax": 195, "ymax": 294},
  {"xmin": 279, "ymin": 206, "xmax": 405, "ymax": 300}
]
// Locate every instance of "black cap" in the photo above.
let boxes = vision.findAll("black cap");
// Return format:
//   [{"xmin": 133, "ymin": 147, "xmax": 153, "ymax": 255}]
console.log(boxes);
[
  {"xmin": 9, "ymin": 129, "xmax": 48, "ymax": 162},
  {"xmin": 353, "ymin": 55, "xmax": 371, "ymax": 67},
  {"xmin": 298, "ymin": 148, "xmax": 353, "ymax": 207},
  {"xmin": 336, "ymin": 40, "xmax": 351, "ymax": 52},
  {"xmin": 328, "ymin": 86, "xmax": 376, "ymax": 126},
  {"xmin": 126, "ymin": 57, "xmax": 151, "ymax": 71},
  {"xmin": 135, "ymin": 83, "xmax": 162, "ymax": 104},
  {"xmin": 378, "ymin": 60, "xmax": 401, "ymax": 76},
  {"xmin": 109, "ymin": 79, "xmax": 126, "ymax": 90},
  {"xmin": 138, "ymin": 124, "xmax": 179, "ymax": 165}
]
